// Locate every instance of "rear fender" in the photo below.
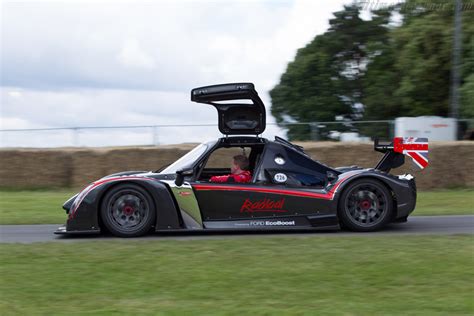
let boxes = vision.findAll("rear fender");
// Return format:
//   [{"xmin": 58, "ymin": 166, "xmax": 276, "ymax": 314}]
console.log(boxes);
[{"xmin": 332, "ymin": 171, "xmax": 416, "ymax": 220}]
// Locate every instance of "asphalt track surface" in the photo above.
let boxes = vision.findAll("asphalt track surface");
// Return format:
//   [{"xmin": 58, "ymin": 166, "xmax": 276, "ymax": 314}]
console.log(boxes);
[{"xmin": 0, "ymin": 215, "xmax": 473, "ymax": 243}]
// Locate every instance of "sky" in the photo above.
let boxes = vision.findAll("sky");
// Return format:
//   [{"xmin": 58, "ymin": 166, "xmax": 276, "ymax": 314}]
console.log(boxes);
[{"xmin": 0, "ymin": 0, "xmax": 351, "ymax": 147}]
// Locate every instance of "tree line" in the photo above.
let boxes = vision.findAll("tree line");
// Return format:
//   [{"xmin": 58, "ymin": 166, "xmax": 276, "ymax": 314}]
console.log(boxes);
[{"xmin": 270, "ymin": 0, "xmax": 474, "ymax": 140}]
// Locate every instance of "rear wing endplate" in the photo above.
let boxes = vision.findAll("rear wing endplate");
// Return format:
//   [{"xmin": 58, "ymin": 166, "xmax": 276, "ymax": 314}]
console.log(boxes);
[{"xmin": 375, "ymin": 137, "xmax": 429, "ymax": 172}]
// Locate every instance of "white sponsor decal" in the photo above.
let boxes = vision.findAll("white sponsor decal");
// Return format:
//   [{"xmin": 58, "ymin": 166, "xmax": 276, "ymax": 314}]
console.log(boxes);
[
  {"xmin": 250, "ymin": 220, "xmax": 295, "ymax": 226},
  {"xmin": 265, "ymin": 220, "xmax": 295, "ymax": 226}
]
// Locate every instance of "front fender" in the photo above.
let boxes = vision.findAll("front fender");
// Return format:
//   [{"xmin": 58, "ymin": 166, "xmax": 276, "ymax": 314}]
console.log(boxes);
[
  {"xmin": 101, "ymin": 170, "xmax": 150, "ymax": 179},
  {"xmin": 65, "ymin": 176, "xmax": 181, "ymax": 233}
]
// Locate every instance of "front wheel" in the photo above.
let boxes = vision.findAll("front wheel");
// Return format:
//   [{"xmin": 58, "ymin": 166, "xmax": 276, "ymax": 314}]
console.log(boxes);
[
  {"xmin": 338, "ymin": 179, "xmax": 393, "ymax": 232},
  {"xmin": 100, "ymin": 184, "xmax": 156, "ymax": 237}
]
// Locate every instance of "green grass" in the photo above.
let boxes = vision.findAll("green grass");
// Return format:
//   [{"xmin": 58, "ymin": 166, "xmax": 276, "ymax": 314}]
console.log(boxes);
[
  {"xmin": 0, "ymin": 188, "xmax": 472, "ymax": 225},
  {"xmin": 414, "ymin": 188, "xmax": 474, "ymax": 216},
  {"xmin": 0, "ymin": 236, "xmax": 472, "ymax": 315},
  {"xmin": 0, "ymin": 190, "xmax": 75, "ymax": 224}
]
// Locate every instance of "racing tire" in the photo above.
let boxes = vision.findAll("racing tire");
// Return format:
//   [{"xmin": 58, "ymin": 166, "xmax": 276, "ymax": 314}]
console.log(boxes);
[
  {"xmin": 338, "ymin": 178, "xmax": 393, "ymax": 232},
  {"xmin": 100, "ymin": 184, "xmax": 156, "ymax": 237}
]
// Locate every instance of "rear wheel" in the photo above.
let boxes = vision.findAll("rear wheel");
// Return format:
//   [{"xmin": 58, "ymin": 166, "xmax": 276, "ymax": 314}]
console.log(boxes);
[
  {"xmin": 338, "ymin": 179, "xmax": 393, "ymax": 232},
  {"xmin": 100, "ymin": 184, "xmax": 156, "ymax": 237}
]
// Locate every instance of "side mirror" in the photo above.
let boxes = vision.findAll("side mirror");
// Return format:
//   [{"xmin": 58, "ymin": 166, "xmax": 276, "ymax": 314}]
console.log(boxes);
[
  {"xmin": 326, "ymin": 171, "xmax": 338, "ymax": 183},
  {"xmin": 175, "ymin": 173, "xmax": 185, "ymax": 187},
  {"xmin": 175, "ymin": 168, "xmax": 193, "ymax": 186}
]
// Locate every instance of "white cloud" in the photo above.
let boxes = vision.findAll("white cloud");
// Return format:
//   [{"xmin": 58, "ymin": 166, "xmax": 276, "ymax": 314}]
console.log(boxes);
[
  {"xmin": 7, "ymin": 90, "xmax": 22, "ymax": 98},
  {"xmin": 116, "ymin": 39, "xmax": 156, "ymax": 69},
  {"xmin": 1, "ymin": 0, "xmax": 351, "ymax": 146},
  {"xmin": 0, "ymin": 117, "xmax": 31, "ymax": 129}
]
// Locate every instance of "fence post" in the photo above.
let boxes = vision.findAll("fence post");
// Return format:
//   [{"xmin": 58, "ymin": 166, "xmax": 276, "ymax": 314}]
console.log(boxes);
[
  {"xmin": 72, "ymin": 128, "xmax": 79, "ymax": 147},
  {"xmin": 152, "ymin": 126, "xmax": 159, "ymax": 146},
  {"xmin": 389, "ymin": 120, "xmax": 395, "ymax": 138},
  {"xmin": 310, "ymin": 123, "xmax": 319, "ymax": 141}
]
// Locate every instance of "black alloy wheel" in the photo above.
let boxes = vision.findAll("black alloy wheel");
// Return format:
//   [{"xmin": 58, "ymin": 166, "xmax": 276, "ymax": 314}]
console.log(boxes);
[
  {"xmin": 100, "ymin": 184, "xmax": 156, "ymax": 237},
  {"xmin": 338, "ymin": 179, "xmax": 393, "ymax": 232}
]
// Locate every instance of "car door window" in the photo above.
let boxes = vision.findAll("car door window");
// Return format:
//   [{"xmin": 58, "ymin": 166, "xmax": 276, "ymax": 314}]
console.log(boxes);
[
  {"xmin": 198, "ymin": 147, "xmax": 249, "ymax": 181},
  {"xmin": 204, "ymin": 147, "xmax": 244, "ymax": 169}
]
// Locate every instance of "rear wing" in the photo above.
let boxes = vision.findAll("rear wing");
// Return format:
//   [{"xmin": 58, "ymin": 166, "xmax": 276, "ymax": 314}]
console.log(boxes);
[{"xmin": 374, "ymin": 137, "xmax": 429, "ymax": 172}]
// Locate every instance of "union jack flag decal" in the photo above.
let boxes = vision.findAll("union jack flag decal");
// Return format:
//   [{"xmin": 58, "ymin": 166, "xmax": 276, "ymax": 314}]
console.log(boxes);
[{"xmin": 393, "ymin": 137, "xmax": 429, "ymax": 169}]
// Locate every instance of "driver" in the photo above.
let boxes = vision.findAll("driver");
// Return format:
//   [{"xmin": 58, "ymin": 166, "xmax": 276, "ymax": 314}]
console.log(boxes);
[{"xmin": 210, "ymin": 155, "xmax": 252, "ymax": 183}]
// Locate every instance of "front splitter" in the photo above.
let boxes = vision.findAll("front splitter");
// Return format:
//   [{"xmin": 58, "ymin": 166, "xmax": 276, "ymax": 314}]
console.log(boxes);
[{"xmin": 54, "ymin": 225, "xmax": 100, "ymax": 235}]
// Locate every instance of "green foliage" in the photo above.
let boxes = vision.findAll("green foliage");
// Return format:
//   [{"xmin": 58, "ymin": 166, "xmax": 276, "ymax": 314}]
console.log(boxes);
[
  {"xmin": 460, "ymin": 73, "xmax": 474, "ymax": 118},
  {"xmin": 271, "ymin": 1, "xmax": 474, "ymax": 140},
  {"xmin": 389, "ymin": 1, "xmax": 459, "ymax": 117},
  {"xmin": 1, "ymin": 236, "xmax": 473, "ymax": 314},
  {"xmin": 271, "ymin": 5, "xmax": 390, "ymax": 140}
]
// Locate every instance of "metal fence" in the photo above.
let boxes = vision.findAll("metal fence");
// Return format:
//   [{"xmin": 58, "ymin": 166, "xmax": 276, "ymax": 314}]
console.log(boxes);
[{"xmin": 0, "ymin": 120, "xmax": 472, "ymax": 148}]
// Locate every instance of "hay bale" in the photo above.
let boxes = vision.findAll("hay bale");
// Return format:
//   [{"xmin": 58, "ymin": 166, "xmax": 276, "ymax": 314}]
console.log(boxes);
[
  {"xmin": 1, "ymin": 141, "xmax": 472, "ymax": 190},
  {"xmin": 0, "ymin": 149, "xmax": 72, "ymax": 188}
]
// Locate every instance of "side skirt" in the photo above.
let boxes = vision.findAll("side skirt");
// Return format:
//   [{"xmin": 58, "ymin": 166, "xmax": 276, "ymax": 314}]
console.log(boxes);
[{"xmin": 202, "ymin": 214, "xmax": 339, "ymax": 230}]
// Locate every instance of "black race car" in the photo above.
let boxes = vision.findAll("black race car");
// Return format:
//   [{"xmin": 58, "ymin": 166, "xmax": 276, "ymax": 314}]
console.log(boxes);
[{"xmin": 56, "ymin": 83, "xmax": 429, "ymax": 237}]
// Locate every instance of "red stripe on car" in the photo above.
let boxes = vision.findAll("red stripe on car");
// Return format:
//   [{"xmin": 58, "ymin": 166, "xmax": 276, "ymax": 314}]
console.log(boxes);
[{"xmin": 193, "ymin": 178, "xmax": 348, "ymax": 200}]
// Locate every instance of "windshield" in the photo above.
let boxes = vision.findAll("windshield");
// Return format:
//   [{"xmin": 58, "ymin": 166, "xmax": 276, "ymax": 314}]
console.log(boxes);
[{"xmin": 160, "ymin": 143, "xmax": 208, "ymax": 174}]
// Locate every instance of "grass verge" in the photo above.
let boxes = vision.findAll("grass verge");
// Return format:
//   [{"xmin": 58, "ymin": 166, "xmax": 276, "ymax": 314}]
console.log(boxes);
[
  {"xmin": 414, "ymin": 188, "xmax": 474, "ymax": 216},
  {"xmin": 0, "ymin": 235, "xmax": 473, "ymax": 315},
  {"xmin": 0, "ymin": 190, "xmax": 75, "ymax": 224},
  {"xmin": 0, "ymin": 188, "xmax": 473, "ymax": 225}
]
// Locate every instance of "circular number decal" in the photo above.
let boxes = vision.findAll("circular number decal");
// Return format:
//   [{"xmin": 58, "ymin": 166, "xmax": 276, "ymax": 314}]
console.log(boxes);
[{"xmin": 274, "ymin": 173, "xmax": 288, "ymax": 183}]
